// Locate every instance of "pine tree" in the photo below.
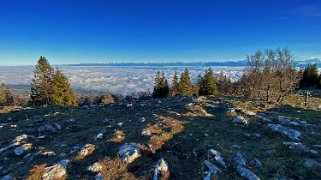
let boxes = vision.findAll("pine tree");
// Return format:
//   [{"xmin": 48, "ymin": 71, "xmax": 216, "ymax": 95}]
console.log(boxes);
[
  {"xmin": 0, "ymin": 83, "xmax": 13, "ymax": 106},
  {"xmin": 170, "ymin": 71, "xmax": 179, "ymax": 96},
  {"xmin": 52, "ymin": 69, "xmax": 78, "ymax": 106},
  {"xmin": 152, "ymin": 71, "xmax": 169, "ymax": 98},
  {"xmin": 178, "ymin": 68, "xmax": 193, "ymax": 96},
  {"xmin": 30, "ymin": 56, "xmax": 54, "ymax": 106},
  {"xmin": 199, "ymin": 68, "xmax": 218, "ymax": 96},
  {"xmin": 300, "ymin": 64, "xmax": 319, "ymax": 88}
]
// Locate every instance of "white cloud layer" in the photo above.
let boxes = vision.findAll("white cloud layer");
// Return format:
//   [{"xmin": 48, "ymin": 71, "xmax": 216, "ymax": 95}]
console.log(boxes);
[{"xmin": 0, "ymin": 66, "xmax": 244, "ymax": 95}]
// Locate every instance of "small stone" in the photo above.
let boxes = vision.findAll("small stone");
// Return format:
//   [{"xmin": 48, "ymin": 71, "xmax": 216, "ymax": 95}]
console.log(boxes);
[
  {"xmin": 251, "ymin": 158, "xmax": 262, "ymax": 168},
  {"xmin": 42, "ymin": 160, "xmax": 69, "ymax": 180},
  {"xmin": 236, "ymin": 165, "xmax": 260, "ymax": 180},
  {"xmin": 204, "ymin": 160, "xmax": 221, "ymax": 174},
  {"xmin": 234, "ymin": 152, "xmax": 246, "ymax": 166},
  {"xmin": 117, "ymin": 144, "xmax": 141, "ymax": 163},
  {"xmin": 232, "ymin": 144, "xmax": 241, "ymax": 149},
  {"xmin": 208, "ymin": 149, "xmax": 227, "ymax": 169},
  {"xmin": 78, "ymin": 144, "xmax": 95, "ymax": 158},
  {"xmin": 54, "ymin": 123, "xmax": 61, "ymax": 130},
  {"xmin": 41, "ymin": 150, "xmax": 56, "ymax": 157},
  {"xmin": 117, "ymin": 122, "xmax": 123, "ymax": 127},
  {"xmin": 38, "ymin": 124, "xmax": 57, "ymax": 133},
  {"xmin": 0, "ymin": 174, "xmax": 11, "ymax": 180},
  {"xmin": 277, "ymin": 116, "xmax": 300, "ymax": 126},
  {"xmin": 14, "ymin": 143, "xmax": 32, "ymax": 156},
  {"xmin": 203, "ymin": 172, "xmax": 212, "ymax": 180},
  {"xmin": 303, "ymin": 158, "xmax": 321, "ymax": 168},
  {"xmin": 153, "ymin": 158, "xmax": 169, "ymax": 180},
  {"xmin": 192, "ymin": 148, "xmax": 199, "ymax": 158},
  {"xmin": 95, "ymin": 173, "xmax": 104, "ymax": 180},
  {"xmin": 140, "ymin": 117, "xmax": 146, "ymax": 122},
  {"xmin": 88, "ymin": 162, "xmax": 103, "ymax": 172},
  {"xmin": 268, "ymin": 124, "xmax": 301, "ymax": 140},
  {"xmin": 283, "ymin": 142, "xmax": 309, "ymax": 153},
  {"xmin": 232, "ymin": 116, "xmax": 249, "ymax": 125},
  {"xmin": 141, "ymin": 129, "xmax": 151, "ymax": 137}
]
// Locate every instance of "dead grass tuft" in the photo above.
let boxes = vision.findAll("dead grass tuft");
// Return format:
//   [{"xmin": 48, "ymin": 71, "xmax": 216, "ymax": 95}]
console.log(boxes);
[
  {"xmin": 99, "ymin": 156, "xmax": 138, "ymax": 180},
  {"xmin": 75, "ymin": 144, "xmax": 96, "ymax": 160},
  {"xmin": 147, "ymin": 116, "xmax": 184, "ymax": 151},
  {"xmin": 27, "ymin": 164, "xmax": 47, "ymax": 180},
  {"xmin": 108, "ymin": 130, "xmax": 126, "ymax": 143},
  {"xmin": 184, "ymin": 103, "xmax": 213, "ymax": 117}
]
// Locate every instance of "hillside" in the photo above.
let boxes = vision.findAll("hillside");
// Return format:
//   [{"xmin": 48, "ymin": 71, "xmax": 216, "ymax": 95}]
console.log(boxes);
[{"xmin": 0, "ymin": 95, "xmax": 321, "ymax": 179}]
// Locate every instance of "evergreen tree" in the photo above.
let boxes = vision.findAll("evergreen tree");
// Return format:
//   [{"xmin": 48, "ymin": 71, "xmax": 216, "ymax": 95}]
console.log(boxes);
[
  {"xmin": 30, "ymin": 56, "xmax": 54, "ymax": 106},
  {"xmin": 52, "ymin": 69, "xmax": 78, "ymax": 106},
  {"xmin": 170, "ymin": 71, "xmax": 179, "ymax": 96},
  {"xmin": 199, "ymin": 68, "xmax": 218, "ymax": 96},
  {"xmin": 0, "ymin": 83, "xmax": 13, "ymax": 106},
  {"xmin": 152, "ymin": 71, "xmax": 169, "ymax": 98},
  {"xmin": 300, "ymin": 64, "xmax": 319, "ymax": 88},
  {"xmin": 217, "ymin": 71, "xmax": 232, "ymax": 95},
  {"xmin": 178, "ymin": 68, "xmax": 193, "ymax": 96}
]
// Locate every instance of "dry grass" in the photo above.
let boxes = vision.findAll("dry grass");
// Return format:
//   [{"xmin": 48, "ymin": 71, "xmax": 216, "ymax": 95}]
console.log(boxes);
[
  {"xmin": 99, "ymin": 157, "xmax": 140, "ymax": 180},
  {"xmin": 108, "ymin": 130, "xmax": 126, "ymax": 143},
  {"xmin": 27, "ymin": 164, "xmax": 47, "ymax": 180},
  {"xmin": 75, "ymin": 144, "xmax": 96, "ymax": 160},
  {"xmin": 184, "ymin": 103, "xmax": 213, "ymax": 117},
  {"xmin": 0, "ymin": 106, "xmax": 23, "ymax": 114},
  {"xmin": 147, "ymin": 116, "xmax": 184, "ymax": 151}
]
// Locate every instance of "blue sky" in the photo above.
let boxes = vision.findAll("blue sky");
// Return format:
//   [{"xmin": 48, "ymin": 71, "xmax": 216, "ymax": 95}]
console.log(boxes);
[{"xmin": 0, "ymin": 0, "xmax": 321, "ymax": 66}]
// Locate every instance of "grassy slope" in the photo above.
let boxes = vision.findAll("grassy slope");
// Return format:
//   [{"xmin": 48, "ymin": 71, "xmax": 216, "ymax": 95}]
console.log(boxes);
[{"xmin": 0, "ymin": 94, "xmax": 320, "ymax": 179}]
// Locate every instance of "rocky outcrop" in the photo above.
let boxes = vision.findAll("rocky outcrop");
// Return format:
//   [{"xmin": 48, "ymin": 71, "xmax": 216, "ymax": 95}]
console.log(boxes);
[
  {"xmin": 208, "ymin": 149, "xmax": 227, "ymax": 169},
  {"xmin": 42, "ymin": 160, "xmax": 69, "ymax": 180},
  {"xmin": 268, "ymin": 124, "xmax": 301, "ymax": 140}
]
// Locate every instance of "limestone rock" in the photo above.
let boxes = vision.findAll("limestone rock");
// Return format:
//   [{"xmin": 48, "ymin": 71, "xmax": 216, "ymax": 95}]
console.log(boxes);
[
  {"xmin": 236, "ymin": 165, "xmax": 260, "ymax": 180},
  {"xmin": 14, "ymin": 143, "xmax": 32, "ymax": 156},
  {"xmin": 283, "ymin": 142, "xmax": 317, "ymax": 155},
  {"xmin": 234, "ymin": 152, "xmax": 246, "ymax": 166},
  {"xmin": 232, "ymin": 116, "xmax": 249, "ymax": 125},
  {"xmin": 153, "ymin": 158, "xmax": 169, "ymax": 180},
  {"xmin": 141, "ymin": 129, "xmax": 151, "ymax": 137},
  {"xmin": 277, "ymin": 116, "xmax": 300, "ymax": 126},
  {"xmin": 0, "ymin": 174, "xmax": 11, "ymax": 180},
  {"xmin": 268, "ymin": 124, "xmax": 301, "ymax": 140},
  {"xmin": 88, "ymin": 162, "xmax": 103, "ymax": 172},
  {"xmin": 38, "ymin": 124, "xmax": 58, "ymax": 133},
  {"xmin": 204, "ymin": 160, "xmax": 221, "ymax": 174},
  {"xmin": 117, "ymin": 144, "xmax": 141, "ymax": 163},
  {"xmin": 208, "ymin": 149, "xmax": 227, "ymax": 169},
  {"xmin": 303, "ymin": 158, "xmax": 321, "ymax": 168},
  {"xmin": 78, "ymin": 144, "xmax": 96, "ymax": 158},
  {"xmin": 42, "ymin": 160, "xmax": 69, "ymax": 180}
]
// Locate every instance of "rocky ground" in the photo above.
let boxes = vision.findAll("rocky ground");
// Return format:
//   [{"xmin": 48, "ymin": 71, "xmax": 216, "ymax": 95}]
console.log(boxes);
[{"xmin": 0, "ymin": 95, "xmax": 321, "ymax": 179}]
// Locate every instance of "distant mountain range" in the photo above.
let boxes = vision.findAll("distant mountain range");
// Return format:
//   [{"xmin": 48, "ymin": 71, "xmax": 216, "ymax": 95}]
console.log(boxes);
[{"xmin": 67, "ymin": 59, "xmax": 321, "ymax": 67}]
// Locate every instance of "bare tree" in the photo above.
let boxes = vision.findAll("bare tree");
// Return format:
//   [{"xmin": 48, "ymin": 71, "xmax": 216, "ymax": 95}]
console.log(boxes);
[{"xmin": 236, "ymin": 48, "xmax": 301, "ymax": 102}]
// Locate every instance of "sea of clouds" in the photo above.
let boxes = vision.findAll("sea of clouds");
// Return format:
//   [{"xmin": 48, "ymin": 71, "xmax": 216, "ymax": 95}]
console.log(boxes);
[{"xmin": 0, "ymin": 66, "xmax": 244, "ymax": 95}]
